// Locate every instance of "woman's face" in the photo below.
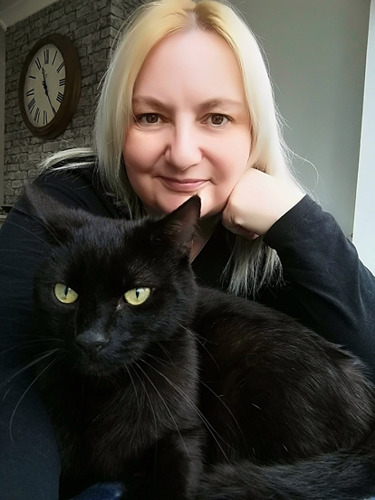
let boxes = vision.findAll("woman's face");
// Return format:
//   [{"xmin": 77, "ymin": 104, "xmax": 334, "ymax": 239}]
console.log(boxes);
[{"xmin": 123, "ymin": 29, "xmax": 251, "ymax": 217}]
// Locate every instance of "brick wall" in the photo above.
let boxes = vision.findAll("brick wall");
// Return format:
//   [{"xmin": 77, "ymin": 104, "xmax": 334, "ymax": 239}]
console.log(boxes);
[{"xmin": 2, "ymin": 0, "xmax": 142, "ymax": 215}]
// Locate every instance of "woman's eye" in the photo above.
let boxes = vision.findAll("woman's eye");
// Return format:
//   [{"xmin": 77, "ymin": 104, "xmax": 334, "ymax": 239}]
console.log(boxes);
[
  {"xmin": 54, "ymin": 283, "xmax": 79, "ymax": 304},
  {"xmin": 135, "ymin": 113, "xmax": 161, "ymax": 125},
  {"xmin": 207, "ymin": 114, "xmax": 230, "ymax": 126},
  {"xmin": 124, "ymin": 287, "xmax": 151, "ymax": 306}
]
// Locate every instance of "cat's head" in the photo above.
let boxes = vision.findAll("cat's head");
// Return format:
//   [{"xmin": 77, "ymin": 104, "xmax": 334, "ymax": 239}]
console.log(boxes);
[{"xmin": 25, "ymin": 184, "xmax": 201, "ymax": 378}]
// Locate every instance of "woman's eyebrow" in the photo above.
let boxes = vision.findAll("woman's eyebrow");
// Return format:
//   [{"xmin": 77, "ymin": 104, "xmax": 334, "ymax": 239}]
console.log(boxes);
[
  {"xmin": 199, "ymin": 98, "xmax": 245, "ymax": 111},
  {"xmin": 132, "ymin": 96, "xmax": 170, "ymax": 111},
  {"xmin": 132, "ymin": 96, "xmax": 245, "ymax": 112}
]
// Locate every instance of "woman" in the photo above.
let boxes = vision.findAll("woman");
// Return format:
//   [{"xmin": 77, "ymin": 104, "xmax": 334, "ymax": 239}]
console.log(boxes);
[{"xmin": 1, "ymin": 0, "xmax": 374, "ymax": 498}]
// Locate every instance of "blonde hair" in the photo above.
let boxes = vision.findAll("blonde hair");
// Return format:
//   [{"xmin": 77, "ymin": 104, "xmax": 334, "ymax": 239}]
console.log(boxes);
[{"xmin": 43, "ymin": 0, "xmax": 297, "ymax": 296}]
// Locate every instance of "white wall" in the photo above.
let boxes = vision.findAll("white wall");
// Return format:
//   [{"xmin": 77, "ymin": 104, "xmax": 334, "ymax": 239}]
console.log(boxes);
[
  {"xmin": 353, "ymin": 0, "xmax": 375, "ymax": 274},
  {"xmin": 232, "ymin": 0, "xmax": 370, "ymax": 238}
]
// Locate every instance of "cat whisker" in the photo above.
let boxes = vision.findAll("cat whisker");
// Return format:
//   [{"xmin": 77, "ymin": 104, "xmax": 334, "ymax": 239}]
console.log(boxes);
[
  {"xmin": 143, "ymin": 350, "xmax": 240, "ymax": 460},
  {"xmin": 0, "ymin": 338, "xmax": 64, "ymax": 356},
  {"xmin": 1, "ymin": 348, "xmax": 62, "ymax": 394},
  {"xmin": 175, "ymin": 326, "xmax": 246, "ymax": 450},
  {"xmin": 139, "ymin": 357, "xmax": 233, "ymax": 463},
  {"xmin": 154, "ymin": 344, "xmax": 174, "ymax": 363},
  {"xmin": 147, "ymin": 350, "xmax": 246, "ymax": 451},
  {"xmin": 199, "ymin": 379, "xmax": 248, "ymax": 452},
  {"xmin": 8, "ymin": 354, "xmax": 62, "ymax": 443},
  {"xmin": 135, "ymin": 360, "xmax": 190, "ymax": 457},
  {"xmin": 144, "ymin": 350, "xmax": 173, "ymax": 369},
  {"xmin": 27, "ymin": 336, "xmax": 64, "ymax": 342},
  {"xmin": 122, "ymin": 365, "xmax": 142, "ymax": 415},
  {"xmin": 178, "ymin": 323, "xmax": 222, "ymax": 373},
  {"xmin": 131, "ymin": 362, "xmax": 159, "ymax": 435}
]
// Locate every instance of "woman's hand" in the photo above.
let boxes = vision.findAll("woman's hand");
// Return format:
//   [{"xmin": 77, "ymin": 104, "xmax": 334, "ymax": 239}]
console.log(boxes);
[{"xmin": 222, "ymin": 168, "xmax": 305, "ymax": 239}]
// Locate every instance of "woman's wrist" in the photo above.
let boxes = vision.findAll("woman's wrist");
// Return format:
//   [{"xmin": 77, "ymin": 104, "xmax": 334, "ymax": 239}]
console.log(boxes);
[{"xmin": 222, "ymin": 168, "xmax": 305, "ymax": 238}]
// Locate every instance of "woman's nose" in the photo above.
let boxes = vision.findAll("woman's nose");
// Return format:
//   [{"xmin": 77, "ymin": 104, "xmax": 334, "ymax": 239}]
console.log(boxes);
[{"xmin": 164, "ymin": 122, "xmax": 202, "ymax": 170}]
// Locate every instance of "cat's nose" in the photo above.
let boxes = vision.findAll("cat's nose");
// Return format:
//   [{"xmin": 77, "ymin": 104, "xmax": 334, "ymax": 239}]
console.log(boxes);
[{"xmin": 76, "ymin": 330, "xmax": 109, "ymax": 353}]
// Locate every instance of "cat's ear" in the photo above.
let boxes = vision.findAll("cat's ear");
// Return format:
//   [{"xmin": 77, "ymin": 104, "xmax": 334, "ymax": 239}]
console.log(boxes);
[
  {"xmin": 159, "ymin": 195, "xmax": 201, "ymax": 255},
  {"xmin": 23, "ymin": 183, "xmax": 91, "ymax": 245}
]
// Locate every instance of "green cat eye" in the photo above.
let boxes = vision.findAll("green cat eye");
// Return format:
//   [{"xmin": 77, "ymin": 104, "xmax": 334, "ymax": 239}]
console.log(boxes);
[
  {"xmin": 54, "ymin": 283, "xmax": 79, "ymax": 304},
  {"xmin": 124, "ymin": 287, "xmax": 151, "ymax": 306}
]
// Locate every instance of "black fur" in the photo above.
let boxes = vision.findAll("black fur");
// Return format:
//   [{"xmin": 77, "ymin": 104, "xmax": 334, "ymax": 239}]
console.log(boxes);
[{"xmin": 24, "ymin": 184, "xmax": 375, "ymax": 499}]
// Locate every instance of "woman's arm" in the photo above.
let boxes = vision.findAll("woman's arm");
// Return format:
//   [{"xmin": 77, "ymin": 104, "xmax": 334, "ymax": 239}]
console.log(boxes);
[
  {"xmin": 222, "ymin": 168, "xmax": 375, "ymax": 380},
  {"xmin": 264, "ymin": 195, "xmax": 375, "ymax": 378},
  {"xmin": 0, "ymin": 165, "xmax": 116, "ymax": 499},
  {"xmin": 0, "ymin": 195, "xmax": 62, "ymax": 499}
]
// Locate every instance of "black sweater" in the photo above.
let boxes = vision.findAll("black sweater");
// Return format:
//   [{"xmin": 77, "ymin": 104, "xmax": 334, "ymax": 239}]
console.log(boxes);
[{"xmin": 1, "ymin": 165, "xmax": 374, "ymax": 499}]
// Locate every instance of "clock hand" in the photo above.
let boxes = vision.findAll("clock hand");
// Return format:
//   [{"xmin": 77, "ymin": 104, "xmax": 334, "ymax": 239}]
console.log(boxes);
[
  {"xmin": 41, "ymin": 67, "xmax": 57, "ymax": 115},
  {"xmin": 41, "ymin": 67, "xmax": 48, "ymax": 94}
]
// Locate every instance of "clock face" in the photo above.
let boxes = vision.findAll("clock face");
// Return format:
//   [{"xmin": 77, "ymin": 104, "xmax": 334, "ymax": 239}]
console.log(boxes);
[
  {"xmin": 19, "ymin": 34, "xmax": 81, "ymax": 139},
  {"xmin": 23, "ymin": 43, "xmax": 66, "ymax": 128}
]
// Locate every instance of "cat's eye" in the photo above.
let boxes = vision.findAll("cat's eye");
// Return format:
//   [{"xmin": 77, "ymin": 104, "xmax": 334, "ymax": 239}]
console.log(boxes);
[
  {"xmin": 54, "ymin": 283, "xmax": 79, "ymax": 304},
  {"xmin": 124, "ymin": 287, "xmax": 151, "ymax": 306}
]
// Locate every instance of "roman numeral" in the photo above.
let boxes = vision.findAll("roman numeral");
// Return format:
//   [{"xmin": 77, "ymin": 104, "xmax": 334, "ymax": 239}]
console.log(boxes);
[
  {"xmin": 28, "ymin": 75, "xmax": 36, "ymax": 80},
  {"xmin": 59, "ymin": 78, "xmax": 66, "ymax": 87},
  {"xmin": 43, "ymin": 110, "xmax": 48, "ymax": 125},
  {"xmin": 57, "ymin": 61, "xmax": 65, "ymax": 73},
  {"xmin": 56, "ymin": 92, "xmax": 64, "ymax": 103},
  {"xmin": 28, "ymin": 98, "xmax": 36, "ymax": 113},
  {"xmin": 44, "ymin": 49, "xmax": 49, "ymax": 65},
  {"xmin": 52, "ymin": 50, "xmax": 58, "ymax": 65},
  {"xmin": 35, "ymin": 58, "xmax": 41, "ymax": 70},
  {"xmin": 26, "ymin": 88, "xmax": 34, "ymax": 97},
  {"xmin": 34, "ymin": 107, "xmax": 41, "ymax": 123}
]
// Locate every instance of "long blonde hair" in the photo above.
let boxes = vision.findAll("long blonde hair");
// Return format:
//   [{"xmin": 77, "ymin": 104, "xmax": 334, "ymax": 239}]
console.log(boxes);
[{"xmin": 43, "ymin": 0, "xmax": 296, "ymax": 296}]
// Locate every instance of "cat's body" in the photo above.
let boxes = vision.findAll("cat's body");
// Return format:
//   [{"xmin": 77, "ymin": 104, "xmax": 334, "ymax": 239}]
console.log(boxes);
[{"xmin": 25, "ymin": 185, "xmax": 375, "ymax": 499}]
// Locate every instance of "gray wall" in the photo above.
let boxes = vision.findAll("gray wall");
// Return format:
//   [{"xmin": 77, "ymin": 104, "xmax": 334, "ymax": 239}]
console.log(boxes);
[
  {"xmin": 2, "ymin": 0, "xmax": 142, "ymax": 212},
  {"xmin": 233, "ymin": 0, "xmax": 370, "ymax": 238}
]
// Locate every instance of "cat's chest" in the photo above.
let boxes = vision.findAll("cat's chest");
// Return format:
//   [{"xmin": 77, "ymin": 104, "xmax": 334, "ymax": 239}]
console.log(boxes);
[
  {"xmin": 86, "ymin": 400, "xmax": 161, "ymax": 462},
  {"xmin": 61, "ymin": 365, "xmax": 198, "ymax": 467}
]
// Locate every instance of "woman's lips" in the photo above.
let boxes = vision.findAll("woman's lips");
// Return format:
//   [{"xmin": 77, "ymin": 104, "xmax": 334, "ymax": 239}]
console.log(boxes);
[{"xmin": 159, "ymin": 177, "xmax": 207, "ymax": 193}]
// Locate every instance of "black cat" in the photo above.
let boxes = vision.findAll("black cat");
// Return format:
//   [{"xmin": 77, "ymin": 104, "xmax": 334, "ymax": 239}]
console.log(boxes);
[{"xmin": 24, "ymin": 184, "xmax": 375, "ymax": 499}]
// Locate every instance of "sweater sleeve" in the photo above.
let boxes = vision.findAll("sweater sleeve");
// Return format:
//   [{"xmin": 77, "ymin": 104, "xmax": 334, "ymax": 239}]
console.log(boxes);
[
  {"xmin": 0, "ymin": 166, "xmax": 116, "ymax": 499},
  {"xmin": 263, "ymin": 195, "xmax": 375, "ymax": 379}
]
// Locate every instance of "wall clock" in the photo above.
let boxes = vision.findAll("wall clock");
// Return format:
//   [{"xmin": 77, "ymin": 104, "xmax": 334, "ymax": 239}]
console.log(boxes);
[{"xmin": 18, "ymin": 34, "xmax": 81, "ymax": 139}]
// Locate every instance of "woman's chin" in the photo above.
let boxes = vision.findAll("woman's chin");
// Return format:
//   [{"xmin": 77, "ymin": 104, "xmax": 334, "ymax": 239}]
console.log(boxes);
[
  {"xmin": 144, "ymin": 192, "xmax": 226, "ymax": 218},
  {"xmin": 146, "ymin": 195, "xmax": 198, "ymax": 215}
]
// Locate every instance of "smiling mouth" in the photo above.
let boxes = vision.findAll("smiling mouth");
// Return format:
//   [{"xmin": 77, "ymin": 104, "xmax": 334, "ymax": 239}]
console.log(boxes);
[{"xmin": 160, "ymin": 177, "xmax": 207, "ymax": 193}]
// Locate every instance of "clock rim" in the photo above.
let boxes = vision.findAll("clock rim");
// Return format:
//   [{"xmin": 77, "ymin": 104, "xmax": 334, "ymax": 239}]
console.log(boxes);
[{"xmin": 18, "ymin": 33, "xmax": 81, "ymax": 140}]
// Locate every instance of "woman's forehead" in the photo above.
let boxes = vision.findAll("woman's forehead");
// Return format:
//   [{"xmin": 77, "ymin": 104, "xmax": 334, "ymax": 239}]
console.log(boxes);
[{"xmin": 132, "ymin": 29, "xmax": 246, "ymax": 106}]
